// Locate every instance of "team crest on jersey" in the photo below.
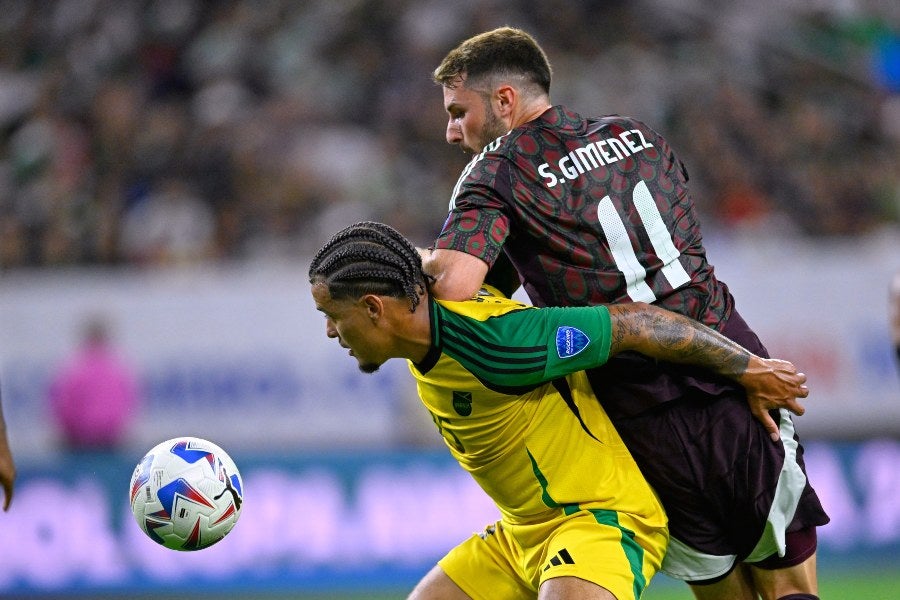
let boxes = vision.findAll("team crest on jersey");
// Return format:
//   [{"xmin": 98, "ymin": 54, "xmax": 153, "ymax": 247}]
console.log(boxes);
[
  {"xmin": 556, "ymin": 326, "xmax": 590, "ymax": 358},
  {"xmin": 452, "ymin": 391, "xmax": 473, "ymax": 416}
]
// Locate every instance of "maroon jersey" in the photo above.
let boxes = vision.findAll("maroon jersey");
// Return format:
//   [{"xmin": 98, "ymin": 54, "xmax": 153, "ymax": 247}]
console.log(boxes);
[
  {"xmin": 435, "ymin": 107, "xmax": 829, "ymax": 565},
  {"xmin": 435, "ymin": 106, "xmax": 752, "ymax": 417}
]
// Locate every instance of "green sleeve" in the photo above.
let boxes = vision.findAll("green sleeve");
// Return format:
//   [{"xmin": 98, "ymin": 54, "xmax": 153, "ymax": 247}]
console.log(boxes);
[{"xmin": 437, "ymin": 303, "xmax": 612, "ymax": 394}]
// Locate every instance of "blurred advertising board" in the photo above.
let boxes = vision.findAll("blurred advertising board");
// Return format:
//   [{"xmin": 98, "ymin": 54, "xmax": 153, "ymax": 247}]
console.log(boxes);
[
  {"xmin": 0, "ymin": 263, "xmax": 423, "ymax": 457},
  {"xmin": 0, "ymin": 232, "xmax": 898, "ymax": 461},
  {"xmin": 0, "ymin": 441, "xmax": 898, "ymax": 596}
]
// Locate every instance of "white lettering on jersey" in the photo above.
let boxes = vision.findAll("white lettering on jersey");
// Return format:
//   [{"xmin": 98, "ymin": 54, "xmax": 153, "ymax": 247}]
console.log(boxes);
[
  {"xmin": 538, "ymin": 128, "xmax": 655, "ymax": 189},
  {"xmin": 537, "ymin": 163, "xmax": 558, "ymax": 188}
]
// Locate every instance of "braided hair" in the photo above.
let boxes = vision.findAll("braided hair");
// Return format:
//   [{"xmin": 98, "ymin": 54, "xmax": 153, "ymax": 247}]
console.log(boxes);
[{"xmin": 308, "ymin": 222, "xmax": 432, "ymax": 312}]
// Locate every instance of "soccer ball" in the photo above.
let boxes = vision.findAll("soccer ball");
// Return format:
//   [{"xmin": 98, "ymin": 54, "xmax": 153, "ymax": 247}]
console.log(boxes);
[{"xmin": 129, "ymin": 436, "xmax": 244, "ymax": 551}]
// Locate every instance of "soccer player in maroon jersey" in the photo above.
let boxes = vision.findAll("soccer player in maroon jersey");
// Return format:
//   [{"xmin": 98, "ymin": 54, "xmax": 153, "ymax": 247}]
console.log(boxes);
[{"xmin": 421, "ymin": 27, "xmax": 828, "ymax": 600}]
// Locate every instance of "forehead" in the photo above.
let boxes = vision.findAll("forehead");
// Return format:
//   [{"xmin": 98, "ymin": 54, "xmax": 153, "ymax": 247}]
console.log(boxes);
[
  {"xmin": 313, "ymin": 284, "xmax": 363, "ymax": 318},
  {"xmin": 443, "ymin": 80, "xmax": 483, "ymax": 110},
  {"xmin": 311, "ymin": 283, "xmax": 336, "ymax": 310}
]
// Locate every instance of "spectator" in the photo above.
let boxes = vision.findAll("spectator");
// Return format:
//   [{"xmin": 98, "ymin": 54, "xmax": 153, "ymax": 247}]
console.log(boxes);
[
  {"xmin": 119, "ymin": 177, "xmax": 216, "ymax": 266},
  {"xmin": 0, "ymin": 1, "xmax": 896, "ymax": 269},
  {"xmin": 48, "ymin": 315, "xmax": 140, "ymax": 451}
]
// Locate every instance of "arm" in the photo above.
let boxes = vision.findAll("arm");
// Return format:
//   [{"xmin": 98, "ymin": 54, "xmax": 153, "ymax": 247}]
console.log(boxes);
[
  {"xmin": 420, "ymin": 248, "xmax": 489, "ymax": 301},
  {"xmin": 0, "ymin": 387, "xmax": 16, "ymax": 511},
  {"xmin": 608, "ymin": 302, "xmax": 808, "ymax": 441}
]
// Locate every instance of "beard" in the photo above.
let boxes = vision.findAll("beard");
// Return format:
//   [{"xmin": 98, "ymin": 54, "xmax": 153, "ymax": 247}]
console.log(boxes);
[
  {"xmin": 463, "ymin": 98, "xmax": 507, "ymax": 154},
  {"xmin": 359, "ymin": 362, "xmax": 381, "ymax": 374}
]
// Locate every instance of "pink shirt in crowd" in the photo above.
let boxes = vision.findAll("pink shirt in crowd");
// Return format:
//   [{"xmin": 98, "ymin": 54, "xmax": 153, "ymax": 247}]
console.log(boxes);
[{"xmin": 48, "ymin": 341, "xmax": 139, "ymax": 450}]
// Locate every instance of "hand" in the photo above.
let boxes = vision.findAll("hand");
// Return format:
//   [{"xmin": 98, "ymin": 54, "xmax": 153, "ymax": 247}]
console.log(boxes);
[
  {"xmin": 739, "ymin": 357, "xmax": 809, "ymax": 442},
  {"xmin": 0, "ymin": 436, "xmax": 15, "ymax": 511}
]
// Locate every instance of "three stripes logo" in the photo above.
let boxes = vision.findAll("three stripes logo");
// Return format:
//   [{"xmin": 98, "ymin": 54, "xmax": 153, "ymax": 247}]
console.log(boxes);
[{"xmin": 542, "ymin": 548, "xmax": 575, "ymax": 571}]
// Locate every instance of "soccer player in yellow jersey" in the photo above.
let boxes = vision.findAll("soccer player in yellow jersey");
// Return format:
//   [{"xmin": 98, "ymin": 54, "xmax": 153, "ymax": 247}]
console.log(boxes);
[{"xmin": 309, "ymin": 222, "xmax": 809, "ymax": 600}]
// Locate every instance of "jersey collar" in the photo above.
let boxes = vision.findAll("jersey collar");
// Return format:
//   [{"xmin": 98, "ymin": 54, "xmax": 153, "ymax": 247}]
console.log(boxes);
[{"xmin": 413, "ymin": 297, "xmax": 442, "ymax": 374}]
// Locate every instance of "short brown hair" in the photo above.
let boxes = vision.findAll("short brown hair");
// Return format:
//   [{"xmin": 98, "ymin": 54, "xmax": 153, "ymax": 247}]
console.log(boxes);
[{"xmin": 433, "ymin": 27, "xmax": 552, "ymax": 94}]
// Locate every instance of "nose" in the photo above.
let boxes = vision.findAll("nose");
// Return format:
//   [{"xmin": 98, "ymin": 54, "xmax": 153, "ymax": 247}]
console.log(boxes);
[
  {"xmin": 446, "ymin": 120, "xmax": 461, "ymax": 144},
  {"xmin": 325, "ymin": 318, "xmax": 338, "ymax": 338}
]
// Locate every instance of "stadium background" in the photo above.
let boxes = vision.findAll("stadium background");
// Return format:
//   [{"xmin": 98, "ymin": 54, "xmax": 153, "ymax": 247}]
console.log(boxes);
[{"xmin": 0, "ymin": 0, "xmax": 898, "ymax": 598}]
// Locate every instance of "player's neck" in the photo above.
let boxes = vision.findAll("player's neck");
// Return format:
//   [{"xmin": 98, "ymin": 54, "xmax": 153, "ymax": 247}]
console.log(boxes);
[
  {"xmin": 390, "ymin": 299, "xmax": 434, "ymax": 363},
  {"xmin": 511, "ymin": 99, "xmax": 551, "ymax": 129}
]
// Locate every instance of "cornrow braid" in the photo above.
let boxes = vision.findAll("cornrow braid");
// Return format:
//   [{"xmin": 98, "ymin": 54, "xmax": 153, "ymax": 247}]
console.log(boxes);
[{"xmin": 309, "ymin": 222, "xmax": 431, "ymax": 312}]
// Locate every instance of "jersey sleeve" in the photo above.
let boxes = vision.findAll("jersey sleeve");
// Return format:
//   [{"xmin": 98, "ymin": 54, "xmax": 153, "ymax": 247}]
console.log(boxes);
[
  {"xmin": 437, "ymin": 301, "xmax": 613, "ymax": 394},
  {"xmin": 434, "ymin": 155, "xmax": 511, "ymax": 269}
]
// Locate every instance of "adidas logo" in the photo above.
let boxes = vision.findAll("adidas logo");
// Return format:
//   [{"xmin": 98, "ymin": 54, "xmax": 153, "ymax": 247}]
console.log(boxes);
[
  {"xmin": 478, "ymin": 524, "xmax": 497, "ymax": 540},
  {"xmin": 542, "ymin": 548, "xmax": 575, "ymax": 571}
]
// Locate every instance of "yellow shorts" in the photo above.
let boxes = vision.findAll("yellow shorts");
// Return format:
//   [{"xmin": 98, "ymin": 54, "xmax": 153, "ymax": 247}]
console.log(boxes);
[{"xmin": 438, "ymin": 508, "xmax": 668, "ymax": 600}]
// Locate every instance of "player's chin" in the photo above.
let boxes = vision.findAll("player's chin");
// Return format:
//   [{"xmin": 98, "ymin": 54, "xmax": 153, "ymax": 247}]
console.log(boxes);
[{"xmin": 359, "ymin": 361, "xmax": 382, "ymax": 374}]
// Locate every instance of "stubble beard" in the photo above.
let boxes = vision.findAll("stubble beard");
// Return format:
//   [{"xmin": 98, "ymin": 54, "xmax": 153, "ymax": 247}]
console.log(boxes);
[{"xmin": 464, "ymin": 98, "xmax": 507, "ymax": 155}]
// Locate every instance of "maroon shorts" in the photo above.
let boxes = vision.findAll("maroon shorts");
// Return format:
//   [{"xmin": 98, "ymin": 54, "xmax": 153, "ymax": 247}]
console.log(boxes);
[
  {"xmin": 589, "ymin": 307, "xmax": 828, "ymax": 569},
  {"xmin": 690, "ymin": 527, "xmax": 819, "ymax": 585},
  {"xmin": 611, "ymin": 394, "xmax": 829, "ymax": 566}
]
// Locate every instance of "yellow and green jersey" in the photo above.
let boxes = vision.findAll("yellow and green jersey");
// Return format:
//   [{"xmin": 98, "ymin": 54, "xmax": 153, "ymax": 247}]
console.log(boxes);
[{"xmin": 409, "ymin": 288, "xmax": 664, "ymax": 528}]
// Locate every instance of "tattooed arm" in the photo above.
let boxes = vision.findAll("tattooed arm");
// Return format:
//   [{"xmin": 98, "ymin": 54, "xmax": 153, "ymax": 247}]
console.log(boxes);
[{"xmin": 606, "ymin": 302, "xmax": 808, "ymax": 441}]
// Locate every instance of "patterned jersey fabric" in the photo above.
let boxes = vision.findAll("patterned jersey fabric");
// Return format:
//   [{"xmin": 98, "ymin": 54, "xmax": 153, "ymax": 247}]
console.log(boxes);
[{"xmin": 436, "ymin": 106, "xmax": 752, "ymax": 415}]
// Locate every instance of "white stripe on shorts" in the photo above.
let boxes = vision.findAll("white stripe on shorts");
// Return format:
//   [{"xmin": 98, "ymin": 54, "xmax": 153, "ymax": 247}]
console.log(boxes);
[{"xmin": 660, "ymin": 409, "xmax": 806, "ymax": 581}]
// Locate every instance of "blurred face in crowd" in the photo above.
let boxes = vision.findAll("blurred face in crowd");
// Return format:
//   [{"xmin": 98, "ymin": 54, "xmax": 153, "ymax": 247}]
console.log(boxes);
[
  {"xmin": 311, "ymin": 283, "xmax": 388, "ymax": 374},
  {"xmin": 442, "ymin": 75, "xmax": 508, "ymax": 154}
]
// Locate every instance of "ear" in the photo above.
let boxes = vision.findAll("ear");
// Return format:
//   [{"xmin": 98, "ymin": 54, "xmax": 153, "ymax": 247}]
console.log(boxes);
[
  {"xmin": 361, "ymin": 294, "xmax": 384, "ymax": 321},
  {"xmin": 495, "ymin": 84, "xmax": 516, "ymax": 118}
]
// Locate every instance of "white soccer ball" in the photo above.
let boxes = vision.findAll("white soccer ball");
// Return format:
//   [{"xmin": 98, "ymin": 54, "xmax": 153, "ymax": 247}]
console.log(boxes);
[{"xmin": 129, "ymin": 436, "xmax": 244, "ymax": 551}]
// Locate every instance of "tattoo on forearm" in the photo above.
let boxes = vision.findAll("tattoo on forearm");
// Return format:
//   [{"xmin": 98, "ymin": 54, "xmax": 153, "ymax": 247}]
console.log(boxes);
[{"xmin": 614, "ymin": 306, "xmax": 750, "ymax": 377}]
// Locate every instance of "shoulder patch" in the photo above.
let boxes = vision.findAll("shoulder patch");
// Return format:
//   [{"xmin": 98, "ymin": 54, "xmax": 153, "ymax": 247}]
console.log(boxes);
[{"xmin": 556, "ymin": 326, "xmax": 590, "ymax": 358}]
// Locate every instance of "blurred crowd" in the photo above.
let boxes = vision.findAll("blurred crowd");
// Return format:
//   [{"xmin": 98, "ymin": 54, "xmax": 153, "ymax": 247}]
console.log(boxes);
[{"xmin": 0, "ymin": 0, "xmax": 897, "ymax": 270}]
